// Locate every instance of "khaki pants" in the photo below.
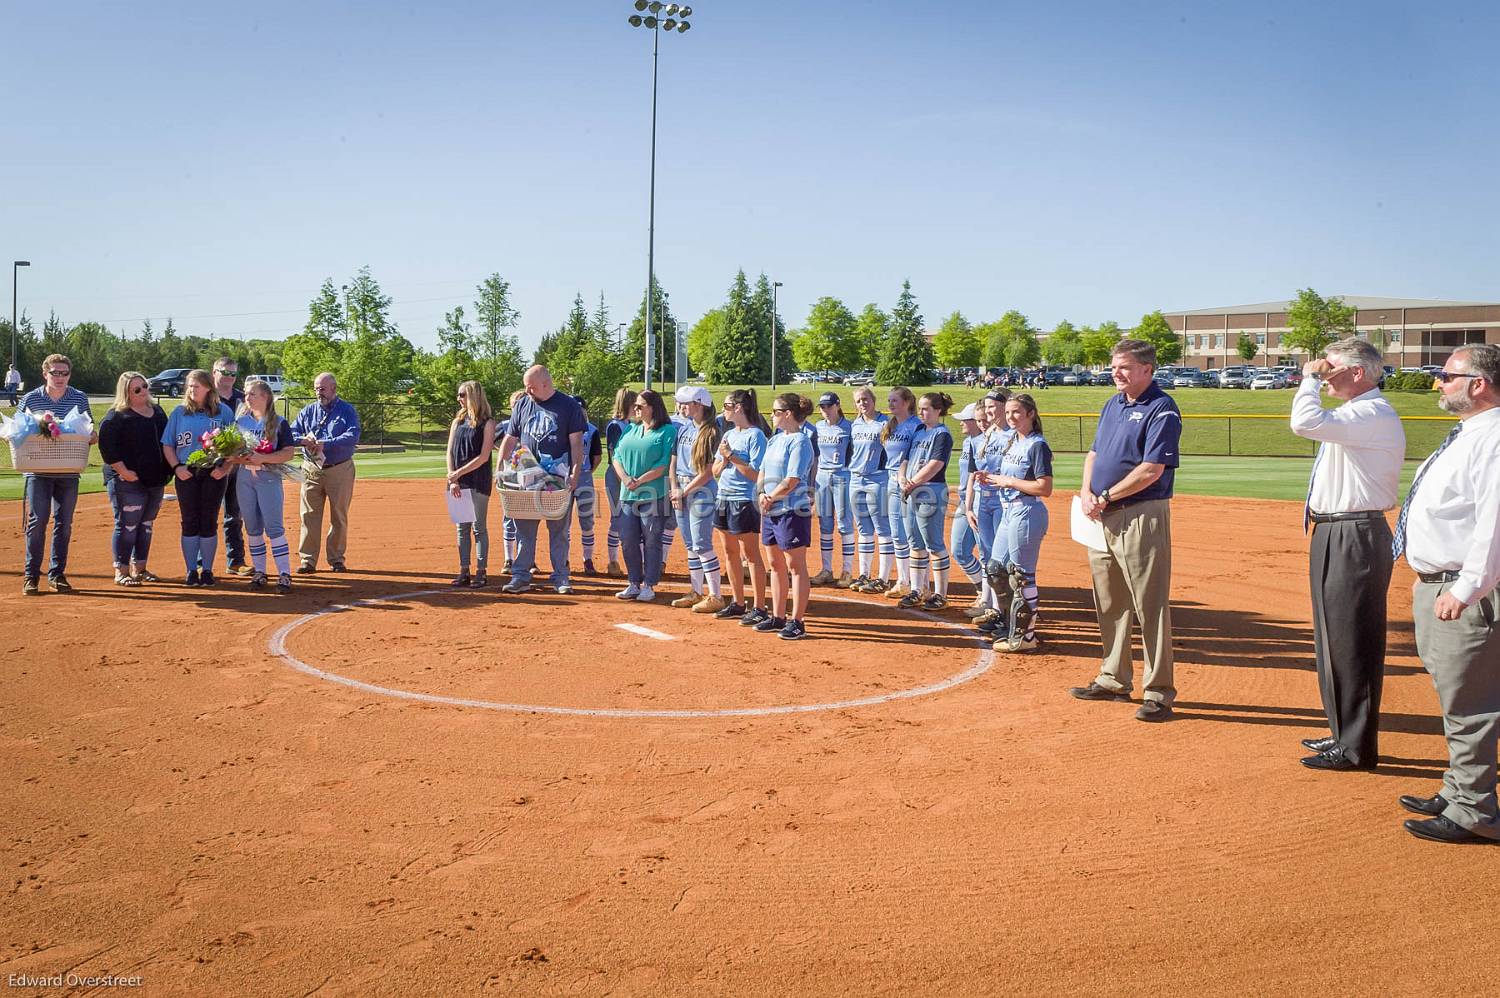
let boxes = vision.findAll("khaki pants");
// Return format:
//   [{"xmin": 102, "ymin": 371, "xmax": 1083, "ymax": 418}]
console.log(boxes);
[
  {"xmin": 1413, "ymin": 580, "xmax": 1500, "ymax": 839},
  {"xmin": 1087, "ymin": 498, "xmax": 1175, "ymax": 705},
  {"xmin": 299, "ymin": 459, "xmax": 355, "ymax": 568}
]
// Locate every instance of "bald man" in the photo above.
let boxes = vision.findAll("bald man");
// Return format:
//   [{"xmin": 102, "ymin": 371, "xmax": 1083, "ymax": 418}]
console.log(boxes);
[
  {"xmin": 291, "ymin": 372, "xmax": 361, "ymax": 572},
  {"xmin": 497, "ymin": 366, "xmax": 586, "ymax": 594}
]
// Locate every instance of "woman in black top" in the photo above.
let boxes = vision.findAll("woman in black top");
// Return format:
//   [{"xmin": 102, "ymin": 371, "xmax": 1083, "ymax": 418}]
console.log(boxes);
[
  {"xmin": 445, "ymin": 380, "xmax": 496, "ymax": 587},
  {"xmin": 98, "ymin": 371, "xmax": 171, "ymax": 586}
]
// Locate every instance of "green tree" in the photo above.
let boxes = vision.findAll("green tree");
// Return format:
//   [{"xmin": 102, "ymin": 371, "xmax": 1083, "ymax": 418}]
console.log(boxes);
[
  {"xmin": 471, "ymin": 274, "xmax": 526, "ymax": 399},
  {"xmin": 1132, "ymin": 310, "xmax": 1183, "ymax": 365},
  {"xmin": 978, "ymin": 310, "xmax": 1038, "ymax": 368},
  {"xmin": 931, "ymin": 310, "xmax": 980, "ymax": 368},
  {"xmin": 622, "ymin": 277, "xmax": 678, "ymax": 384},
  {"xmin": 707, "ymin": 271, "xmax": 761, "ymax": 384},
  {"xmin": 853, "ymin": 304, "xmax": 890, "ymax": 370},
  {"xmin": 282, "ymin": 281, "xmax": 344, "ymax": 392},
  {"xmin": 875, "ymin": 280, "xmax": 936, "ymax": 386},
  {"xmin": 63, "ymin": 319, "xmax": 116, "ymax": 392},
  {"xmin": 1041, "ymin": 319, "xmax": 1084, "ymax": 367},
  {"xmin": 1080, "ymin": 321, "xmax": 1122, "ymax": 366},
  {"xmin": 1282, "ymin": 288, "xmax": 1355, "ymax": 358},
  {"xmin": 1236, "ymin": 331, "xmax": 1259, "ymax": 362},
  {"xmin": 749, "ymin": 274, "xmax": 793, "ymax": 382},
  {"xmin": 686, "ymin": 308, "xmax": 725, "ymax": 376},
  {"xmin": 792, "ymin": 297, "xmax": 861, "ymax": 372}
]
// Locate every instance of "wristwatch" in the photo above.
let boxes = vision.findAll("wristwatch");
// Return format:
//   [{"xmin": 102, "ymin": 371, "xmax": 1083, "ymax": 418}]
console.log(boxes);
[{"xmin": 1099, "ymin": 488, "xmax": 1112, "ymax": 506}]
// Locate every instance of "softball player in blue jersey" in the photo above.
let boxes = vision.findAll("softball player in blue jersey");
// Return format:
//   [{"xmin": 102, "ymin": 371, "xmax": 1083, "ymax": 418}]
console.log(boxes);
[
  {"xmin": 497, "ymin": 389, "xmax": 526, "ymax": 575},
  {"xmin": 847, "ymin": 387, "xmax": 892, "ymax": 593},
  {"xmin": 758, "ymin": 393, "xmax": 817, "ymax": 640},
  {"xmin": 899, "ymin": 392, "xmax": 956, "ymax": 610},
  {"xmin": 949, "ymin": 403, "xmax": 986, "ymax": 607},
  {"xmin": 811, "ymin": 391, "xmax": 855, "ymax": 588},
  {"xmin": 603, "ymin": 387, "xmax": 637, "ymax": 576},
  {"xmin": 880, "ymin": 387, "xmax": 922, "ymax": 600},
  {"xmin": 712, "ymin": 388, "xmax": 771, "ymax": 624},
  {"xmin": 970, "ymin": 389, "xmax": 1014, "ymax": 633},
  {"xmin": 669, "ymin": 385, "xmax": 727, "ymax": 613},
  {"xmin": 986, "ymin": 393, "xmax": 1053, "ymax": 651}
]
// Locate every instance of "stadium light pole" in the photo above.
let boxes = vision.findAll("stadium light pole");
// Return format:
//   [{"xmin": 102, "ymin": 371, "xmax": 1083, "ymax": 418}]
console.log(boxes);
[
  {"xmin": 11, "ymin": 260, "xmax": 30, "ymax": 370},
  {"xmin": 771, "ymin": 280, "xmax": 783, "ymax": 393},
  {"xmin": 626, "ymin": 1, "xmax": 693, "ymax": 391}
]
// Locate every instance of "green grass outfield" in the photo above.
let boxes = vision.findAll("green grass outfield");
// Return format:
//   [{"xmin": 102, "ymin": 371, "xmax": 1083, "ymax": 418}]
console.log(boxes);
[{"xmin": 2, "ymin": 389, "xmax": 1443, "ymax": 502}]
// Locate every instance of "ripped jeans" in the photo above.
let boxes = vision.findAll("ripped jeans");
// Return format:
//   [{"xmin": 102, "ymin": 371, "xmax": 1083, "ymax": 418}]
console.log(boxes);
[{"xmin": 107, "ymin": 477, "xmax": 165, "ymax": 567}]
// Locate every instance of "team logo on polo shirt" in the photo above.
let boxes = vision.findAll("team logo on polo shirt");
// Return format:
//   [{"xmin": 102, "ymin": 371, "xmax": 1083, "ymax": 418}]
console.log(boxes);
[{"xmin": 1129, "ymin": 412, "xmax": 1145, "ymax": 422}]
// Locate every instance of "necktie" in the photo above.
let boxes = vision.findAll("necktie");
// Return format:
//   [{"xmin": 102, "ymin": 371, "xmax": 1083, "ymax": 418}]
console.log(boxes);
[
  {"xmin": 1391, "ymin": 423, "xmax": 1462, "ymax": 560},
  {"xmin": 1303, "ymin": 444, "xmax": 1324, "ymax": 534}
]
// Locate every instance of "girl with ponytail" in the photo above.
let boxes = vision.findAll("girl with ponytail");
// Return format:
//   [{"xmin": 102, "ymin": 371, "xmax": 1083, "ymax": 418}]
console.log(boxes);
[
  {"xmin": 756, "ymin": 393, "xmax": 816, "ymax": 640},
  {"xmin": 898, "ymin": 392, "xmax": 956, "ymax": 609},
  {"xmin": 713, "ymin": 388, "xmax": 770, "ymax": 624}
]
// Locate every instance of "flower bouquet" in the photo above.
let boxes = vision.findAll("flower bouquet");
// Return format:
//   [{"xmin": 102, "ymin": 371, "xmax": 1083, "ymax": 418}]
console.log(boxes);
[
  {"xmin": 187, "ymin": 424, "xmax": 303, "ymax": 482},
  {"xmin": 496, "ymin": 445, "xmax": 571, "ymax": 521}
]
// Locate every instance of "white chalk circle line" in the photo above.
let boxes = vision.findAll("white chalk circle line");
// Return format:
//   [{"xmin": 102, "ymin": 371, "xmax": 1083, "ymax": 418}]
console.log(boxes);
[{"xmin": 267, "ymin": 588, "xmax": 994, "ymax": 719}]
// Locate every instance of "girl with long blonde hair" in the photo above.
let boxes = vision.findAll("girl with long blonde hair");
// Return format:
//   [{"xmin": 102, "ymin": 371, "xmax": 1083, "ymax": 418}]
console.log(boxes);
[{"xmin": 445, "ymin": 380, "xmax": 496, "ymax": 587}]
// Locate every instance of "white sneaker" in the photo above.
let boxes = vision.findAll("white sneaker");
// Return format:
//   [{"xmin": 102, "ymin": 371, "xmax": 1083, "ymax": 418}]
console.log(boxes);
[
  {"xmin": 616, "ymin": 584, "xmax": 641, "ymax": 600},
  {"xmin": 636, "ymin": 585, "xmax": 656, "ymax": 602}
]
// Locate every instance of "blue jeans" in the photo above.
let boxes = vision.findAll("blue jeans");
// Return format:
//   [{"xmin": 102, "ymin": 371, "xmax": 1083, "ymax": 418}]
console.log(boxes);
[
  {"xmin": 604, "ymin": 466, "xmax": 622, "ymax": 553},
  {"xmin": 904, "ymin": 483, "xmax": 949, "ymax": 558},
  {"xmin": 24, "ymin": 474, "xmax": 80, "ymax": 580},
  {"xmin": 674, "ymin": 483, "xmax": 718, "ymax": 570},
  {"xmin": 456, "ymin": 489, "xmax": 490, "ymax": 571},
  {"xmin": 106, "ymin": 478, "xmax": 164, "ymax": 568},
  {"xmin": 236, "ymin": 469, "xmax": 286, "ymax": 539},
  {"xmin": 619, "ymin": 497, "xmax": 670, "ymax": 587},
  {"xmin": 512, "ymin": 497, "xmax": 574, "ymax": 587}
]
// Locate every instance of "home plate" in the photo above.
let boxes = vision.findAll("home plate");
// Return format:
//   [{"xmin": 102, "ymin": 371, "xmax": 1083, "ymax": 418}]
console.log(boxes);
[{"xmin": 614, "ymin": 623, "xmax": 675, "ymax": 641}]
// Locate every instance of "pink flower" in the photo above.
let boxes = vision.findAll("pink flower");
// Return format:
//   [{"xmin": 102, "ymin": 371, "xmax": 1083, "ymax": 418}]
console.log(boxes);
[{"xmin": 48, "ymin": 422, "xmax": 61, "ymax": 438}]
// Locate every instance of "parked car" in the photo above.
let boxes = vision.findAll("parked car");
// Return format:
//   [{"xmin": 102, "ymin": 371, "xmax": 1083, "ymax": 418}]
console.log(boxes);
[
  {"xmin": 1250, "ymin": 370, "xmax": 1287, "ymax": 390},
  {"xmin": 1172, "ymin": 370, "xmax": 1210, "ymax": 388},
  {"xmin": 1060, "ymin": 370, "xmax": 1085, "ymax": 386},
  {"xmin": 844, "ymin": 370, "xmax": 875, "ymax": 387},
  {"xmin": 247, "ymin": 374, "xmax": 296, "ymax": 394},
  {"xmin": 1273, "ymin": 366, "xmax": 1303, "ymax": 387},
  {"xmin": 147, "ymin": 368, "xmax": 192, "ymax": 397},
  {"xmin": 1218, "ymin": 366, "xmax": 1250, "ymax": 389},
  {"xmin": 1090, "ymin": 370, "xmax": 1115, "ymax": 387}
]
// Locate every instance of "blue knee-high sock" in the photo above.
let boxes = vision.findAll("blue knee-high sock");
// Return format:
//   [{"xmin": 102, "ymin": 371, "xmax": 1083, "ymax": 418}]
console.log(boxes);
[
  {"xmin": 180, "ymin": 535, "xmax": 201, "ymax": 574},
  {"xmin": 247, "ymin": 533, "xmax": 267, "ymax": 573},
  {"xmin": 199, "ymin": 535, "xmax": 218, "ymax": 571},
  {"xmin": 269, "ymin": 532, "xmax": 292, "ymax": 576}
]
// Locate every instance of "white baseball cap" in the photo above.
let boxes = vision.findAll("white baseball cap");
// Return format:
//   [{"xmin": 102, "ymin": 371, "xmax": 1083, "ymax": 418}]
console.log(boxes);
[
  {"xmin": 674, "ymin": 385, "xmax": 712, "ymax": 406},
  {"xmin": 957, "ymin": 403, "xmax": 978, "ymax": 421}
]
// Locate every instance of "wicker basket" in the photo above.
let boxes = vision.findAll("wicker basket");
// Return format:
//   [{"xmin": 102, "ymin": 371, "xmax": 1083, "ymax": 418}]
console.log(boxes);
[
  {"xmin": 7, "ymin": 432, "xmax": 91, "ymax": 473},
  {"xmin": 498, "ymin": 487, "xmax": 573, "ymax": 521}
]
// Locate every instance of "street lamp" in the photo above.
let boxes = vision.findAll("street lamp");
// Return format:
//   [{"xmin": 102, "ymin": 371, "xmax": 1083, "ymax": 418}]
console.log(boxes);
[
  {"xmin": 625, "ymin": 1, "xmax": 694, "ymax": 391},
  {"xmin": 615, "ymin": 322, "xmax": 626, "ymax": 352},
  {"xmin": 771, "ymin": 281, "xmax": 783, "ymax": 393},
  {"xmin": 11, "ymin": 261, "xmax": 30, "ymax": 370}
]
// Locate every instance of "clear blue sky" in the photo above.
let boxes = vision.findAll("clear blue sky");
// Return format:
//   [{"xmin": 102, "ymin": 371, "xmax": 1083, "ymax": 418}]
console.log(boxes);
[{"xmin": 4, "ymin": 0, "xmax": 1497, "ymax": 355}]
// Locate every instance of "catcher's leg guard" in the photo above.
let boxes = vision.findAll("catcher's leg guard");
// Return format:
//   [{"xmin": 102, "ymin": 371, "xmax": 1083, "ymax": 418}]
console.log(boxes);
[{"xmin": 1006, "ymin": 562, "xmax": 1034, "ymax": 651}]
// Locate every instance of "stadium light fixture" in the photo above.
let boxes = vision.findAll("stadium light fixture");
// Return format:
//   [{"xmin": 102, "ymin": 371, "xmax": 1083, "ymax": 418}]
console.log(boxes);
[
  {"xmin": 771, "ymin": 281, "xmax": 783, "ymax": 393},
  {"xmin": 624, "ymin": 0, "xmax": 695, "ymax": 390}
]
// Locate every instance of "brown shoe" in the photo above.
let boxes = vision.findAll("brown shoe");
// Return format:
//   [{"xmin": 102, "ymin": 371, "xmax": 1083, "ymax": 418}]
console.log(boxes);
[
  {"xmin": 670, "ymin": 592, "xmax": 701, "ymax": 608},
  {"xmin": 834, "ymin": 572, "xmax": 854, "ymax": 589},
  {"xmin": 809, "ymin": 569, "xmax": 835, "ymax": 586},
  {"xmin": 884, "ymin": 583, "xmax": 910, "ymax": 600},
  {"xmin": 692, "ymin": 595, "xmax": 729, "ymax": 615}
]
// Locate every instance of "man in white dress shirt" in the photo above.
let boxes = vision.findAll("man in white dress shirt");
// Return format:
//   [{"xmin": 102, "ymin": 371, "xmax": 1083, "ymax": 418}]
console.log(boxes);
[
  {"xmin": 1290, "ymin": 337, "xmax": 1405, "ymax": 771},
  {"xmin": 1394, "ymin": 343, "xmax": 1500, "ymax": 845}
]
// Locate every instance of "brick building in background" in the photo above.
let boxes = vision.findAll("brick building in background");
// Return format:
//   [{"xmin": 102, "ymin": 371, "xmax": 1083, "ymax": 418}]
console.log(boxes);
[{"xmin": 1163, "ymin": 296, "xmax": 1500, "ymax": 370}]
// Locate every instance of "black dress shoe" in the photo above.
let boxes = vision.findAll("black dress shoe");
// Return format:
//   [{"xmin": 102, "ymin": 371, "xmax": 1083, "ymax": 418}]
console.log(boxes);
[
  {"xmin": 1399, "ymin": 793, "xmax": 1448, "ymax": 817},
  {"xmin": 1301, "ymin": 735, "xmax": 1337, "ymax": 752},
  {"xmin": 1300, "ymin": 746, "xmax": 1376, "ymax": 771},
  {"xmin": 1403, "ymin": 815, "xmax": 1496, "ymax": 845},
  {"xmin": 1069, "ymin": 682, "xmax": 1131, "ymax": 703}
]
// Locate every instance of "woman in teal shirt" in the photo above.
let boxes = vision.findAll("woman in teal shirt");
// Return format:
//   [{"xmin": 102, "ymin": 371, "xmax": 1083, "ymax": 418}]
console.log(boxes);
[{"xmin": 611, "ymin": 389, "xmax": 676, "ymax": 602}]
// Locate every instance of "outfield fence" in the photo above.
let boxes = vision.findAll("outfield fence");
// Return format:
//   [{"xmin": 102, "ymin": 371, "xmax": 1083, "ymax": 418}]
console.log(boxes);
[
  {"xmin": 278, "ymin": 398, "xmax": 1458, "ymax": 463},
  {"xmin": 1034, "ymin": 412, "xmax": 1456, "ymax": 460}
]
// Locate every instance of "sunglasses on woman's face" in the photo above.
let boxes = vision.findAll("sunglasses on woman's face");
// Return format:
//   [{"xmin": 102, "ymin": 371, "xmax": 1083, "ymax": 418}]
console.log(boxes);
[
  {"xmin": 772, "ymin": 407, "xmax": 788, "ymax": 415},
  {"xmin": 130, "ymin": 385, "xmax": 147, "ymax": 394}
]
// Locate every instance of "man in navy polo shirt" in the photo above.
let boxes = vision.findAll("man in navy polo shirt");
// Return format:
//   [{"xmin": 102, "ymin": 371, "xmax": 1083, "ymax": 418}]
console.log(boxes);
[
  {"xmin": 1069, "ymin": 338, "xmax": 1182, "ymax": 722},
  {"xmin": 497, "ymin": 365, "xmax": 586, "ymax": 594}
]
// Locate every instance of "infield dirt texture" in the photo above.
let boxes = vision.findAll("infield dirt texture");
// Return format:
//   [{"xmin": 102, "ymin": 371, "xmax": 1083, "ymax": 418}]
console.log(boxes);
[{"xmin": 3, "ymin": 481, "xmax": 1497, "ymax": 995}]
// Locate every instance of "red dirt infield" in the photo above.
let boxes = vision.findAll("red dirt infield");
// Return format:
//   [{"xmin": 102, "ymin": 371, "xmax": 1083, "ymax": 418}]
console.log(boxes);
[{"xmin": 2, "ymin": 480, "xmax": 1497, "ymax": 995}]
